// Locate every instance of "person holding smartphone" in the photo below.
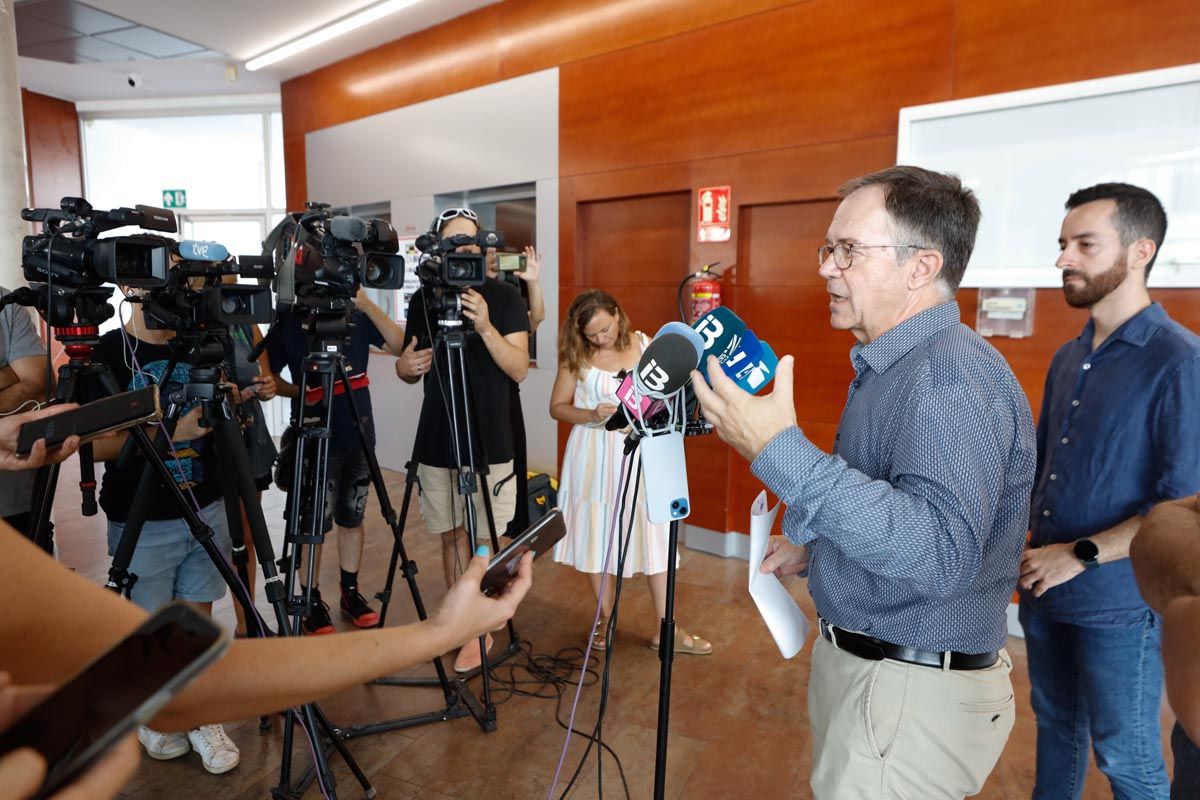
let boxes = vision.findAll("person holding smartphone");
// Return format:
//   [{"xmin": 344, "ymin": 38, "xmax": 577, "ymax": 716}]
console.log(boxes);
[{"xmin": 0, "ymin": 520, "xmax": 532, "ymax": 800}]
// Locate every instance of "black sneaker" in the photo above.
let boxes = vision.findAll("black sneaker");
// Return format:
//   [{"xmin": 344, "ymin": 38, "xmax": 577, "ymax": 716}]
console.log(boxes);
[
  {"xmin": 340, "ymin": 585, "xmax": 380, "ymax": 629},
  {"xmin": 301, "ymin": 589, "xmax": 335, "ymax": 636}
]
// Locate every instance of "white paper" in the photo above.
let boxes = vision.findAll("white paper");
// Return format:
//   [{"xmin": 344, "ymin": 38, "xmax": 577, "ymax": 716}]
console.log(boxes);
[{"xmin": 748, "ymin": 491, "xmax": 811, "ymax": 659}]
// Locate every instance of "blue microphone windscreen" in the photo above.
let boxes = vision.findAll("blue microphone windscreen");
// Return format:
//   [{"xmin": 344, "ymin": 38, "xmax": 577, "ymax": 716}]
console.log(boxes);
[
  {"xmin": 177, "ymin": 240, "xmax": 228, "ymax": 262},
  {"xmin": 692, "ymin": 306, "xmax": 746, "ymax": 363}
]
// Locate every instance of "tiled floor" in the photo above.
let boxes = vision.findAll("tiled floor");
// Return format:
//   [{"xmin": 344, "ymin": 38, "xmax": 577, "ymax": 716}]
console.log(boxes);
[{"xmin": 50, "ymin": 462, "xmax": 1176, "ymax": 798}]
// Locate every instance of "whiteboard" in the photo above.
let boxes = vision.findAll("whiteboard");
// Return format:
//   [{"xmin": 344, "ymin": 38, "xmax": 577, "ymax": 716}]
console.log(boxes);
[{"xmin": 898, "ymin": 64, "xmax": 1200, "ymax": 288}]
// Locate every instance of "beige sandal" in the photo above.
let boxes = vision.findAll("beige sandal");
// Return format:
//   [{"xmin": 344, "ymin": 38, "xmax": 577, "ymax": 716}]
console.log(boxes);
[
  {"xmin": 590, "ymin": 617, "xmax": 609, "ymax": 652},
  {"xmin": 649, "ymin": 630, "xmax": 713, "ymax": 656}
]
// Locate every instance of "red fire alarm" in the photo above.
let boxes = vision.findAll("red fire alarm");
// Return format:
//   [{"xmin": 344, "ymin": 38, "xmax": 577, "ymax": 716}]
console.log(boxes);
[{"xmin": 697, "ymin": 186, "xmax": 731, "ymax": 242}]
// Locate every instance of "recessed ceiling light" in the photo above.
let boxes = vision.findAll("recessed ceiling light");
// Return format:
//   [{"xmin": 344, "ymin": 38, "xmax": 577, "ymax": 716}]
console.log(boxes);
[{"xmin": 245, "ymin": 0, "xmax": 426, "ymax": 72}]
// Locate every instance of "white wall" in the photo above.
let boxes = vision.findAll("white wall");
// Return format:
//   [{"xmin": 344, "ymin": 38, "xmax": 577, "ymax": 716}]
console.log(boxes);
[{"xmin": 307, "ymin": 69, "xmax": 560, "ymax": 475}]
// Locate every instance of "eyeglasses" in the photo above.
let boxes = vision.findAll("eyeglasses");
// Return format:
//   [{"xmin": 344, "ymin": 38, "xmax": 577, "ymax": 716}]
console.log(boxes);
[
  {"xmin": 434, "ymin": 207, "xmax": 479, "ymax": 232},
  {"xmin": 817, "ymin": 243, "xmax": 927, "ymax": 270}
]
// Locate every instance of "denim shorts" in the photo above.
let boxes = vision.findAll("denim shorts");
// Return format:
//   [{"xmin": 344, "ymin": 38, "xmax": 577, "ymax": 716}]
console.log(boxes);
[{"xmin": 106, "ymin": 500, "xmax": 232, "ymax": 612}]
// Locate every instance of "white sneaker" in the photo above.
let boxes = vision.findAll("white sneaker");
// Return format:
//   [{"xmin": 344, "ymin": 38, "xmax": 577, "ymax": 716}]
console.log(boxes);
[
  {"xmin": 137, "ymin": 726, "xmax": 190, "ymax": 760},
  {"xmin": 187, "ymin": 724, "xmax": 240, "ymax": 774}
]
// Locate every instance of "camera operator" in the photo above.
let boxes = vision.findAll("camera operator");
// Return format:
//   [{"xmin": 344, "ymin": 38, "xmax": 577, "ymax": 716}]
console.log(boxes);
[
  {"xmin": 0, "ymin": 289, "xmax": 51, "ymax": 550},
  {"xmin": 89, "ymin": 291, "xmax": 241, "ymax": 775},
  {"xmin": 396, "ymin": 207, "xmax": 530, "ymax": 674},
  {"xmin": 266, "ymin": 245, "xmax": 406, "ymax": 635}
]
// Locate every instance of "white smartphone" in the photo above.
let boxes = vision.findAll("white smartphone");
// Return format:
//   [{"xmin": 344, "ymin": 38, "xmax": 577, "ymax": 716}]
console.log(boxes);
[{"xmin": 640, "ymin": 430, "xmax": 691, "ymax": 524}]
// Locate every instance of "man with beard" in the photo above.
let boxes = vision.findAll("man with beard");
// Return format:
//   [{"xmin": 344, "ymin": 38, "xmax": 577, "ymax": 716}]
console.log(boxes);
[{"xmin": 1018, "ymin": 183, "xmax": 1200, "ymax": 799}]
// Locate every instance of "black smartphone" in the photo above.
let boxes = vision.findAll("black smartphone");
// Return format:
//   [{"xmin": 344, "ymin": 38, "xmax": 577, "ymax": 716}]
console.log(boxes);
[
  {"xmin": 0, "ymin": 602, "xmax": 228, "ymax": 799},
  {"xmin": 480, "ymin": 508, "xmax": 566, "ymax": 597},
  {"xmin": 15, "ymin": 386, "xmax": 161, "ymax": 455}
]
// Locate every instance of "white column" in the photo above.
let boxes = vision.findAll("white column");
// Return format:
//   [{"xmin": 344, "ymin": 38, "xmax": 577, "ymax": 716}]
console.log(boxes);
[{"xmin": 0, "ymin": 1, "xmax": 30, "ymax": 290}]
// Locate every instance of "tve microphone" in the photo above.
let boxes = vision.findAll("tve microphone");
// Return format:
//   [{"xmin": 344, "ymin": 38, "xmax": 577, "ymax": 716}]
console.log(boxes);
[
  {"xmin": 632, "ymin": 333, "xmax": 702, "ymax": 399},
  {"xmin": 176, "ymin": 240, "xmax": 228, "ymax": 262},
  {"xmin": 692, "ymin": 306, "xmax": 747, "ymax": 366}
]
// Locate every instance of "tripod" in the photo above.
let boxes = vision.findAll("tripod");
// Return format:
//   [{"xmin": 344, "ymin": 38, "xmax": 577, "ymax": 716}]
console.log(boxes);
[
  {"xmin": 359, "ymin": 317, "xmax": 519, "ymax": 737},
  {"xmin": 272, "ymin": 305, "xmax": 499, "ymax": 796},
  {"xmin": 25, "ymin": 307, "xmax": 372, "ymax": 800}
]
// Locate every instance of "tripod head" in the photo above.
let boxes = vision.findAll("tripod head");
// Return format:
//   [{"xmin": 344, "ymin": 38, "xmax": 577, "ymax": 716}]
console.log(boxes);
[{"xmin": 0, "ymin": 284, "xmax": 116, "ymax": 329}]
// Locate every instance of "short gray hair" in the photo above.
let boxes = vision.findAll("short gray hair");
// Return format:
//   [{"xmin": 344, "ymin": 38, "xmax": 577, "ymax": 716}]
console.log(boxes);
[{"xmin": 839, "ymin": 166, "xmax": 981, "ymax": 295}]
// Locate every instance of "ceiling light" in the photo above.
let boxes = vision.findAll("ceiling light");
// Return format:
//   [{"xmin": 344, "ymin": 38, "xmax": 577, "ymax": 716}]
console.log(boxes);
[{"xmin": 245, "ymin": 0, "xmax": 426, "ymax": 72}]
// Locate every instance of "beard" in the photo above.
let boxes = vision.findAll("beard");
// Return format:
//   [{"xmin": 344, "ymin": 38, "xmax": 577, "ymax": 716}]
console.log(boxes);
[{"xmin": 1062, "ymin": 254, "xmax": 1128, "ymax": 308}]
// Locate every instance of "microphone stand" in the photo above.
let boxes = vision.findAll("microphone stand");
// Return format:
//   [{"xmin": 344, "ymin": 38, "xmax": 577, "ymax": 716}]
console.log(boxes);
[{"xmin": 616, "ymin": 386, "xmax": 712, "ymax": 800}]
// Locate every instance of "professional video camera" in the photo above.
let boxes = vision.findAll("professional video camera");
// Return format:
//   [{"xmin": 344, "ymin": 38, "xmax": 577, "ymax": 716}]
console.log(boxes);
[
  {"xmin": 273, "ymin": 202, "xmax": 406, "ymax": 310},
  {"xmin": 139, "ymin": 240, "xmax": 275, "ymax": 332},
  {"xmin": 15, "ymin": 197, "xmax": 176, "ymax": 328},
  {"xmin": 412, "ymin": 229, "xmax": 504, "ymax": 328},
  {"xmin": 21, "ymin": 196, "xmax": 175, "ymax": 289}
]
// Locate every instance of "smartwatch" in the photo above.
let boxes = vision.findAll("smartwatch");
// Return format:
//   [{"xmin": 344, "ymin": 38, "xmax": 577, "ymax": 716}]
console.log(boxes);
[{"xmin": 1073, "ymin": 538, "xmax": 1100, "ymax": 570}]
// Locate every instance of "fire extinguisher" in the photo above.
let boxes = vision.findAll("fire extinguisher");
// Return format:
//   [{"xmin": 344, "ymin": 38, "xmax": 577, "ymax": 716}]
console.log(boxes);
[{"xmin": 678, "ymin": 262, "xmax": 724, "ymax": 324}]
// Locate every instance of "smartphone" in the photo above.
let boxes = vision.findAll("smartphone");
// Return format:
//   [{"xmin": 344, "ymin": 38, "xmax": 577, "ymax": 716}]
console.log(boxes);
[
  {"xmin": 496, "ymin": 252, "xmax": 527, "ymax": 272},
  {"xmin": 0, "ymin": 602, "xmax": 228, "ymax": 799},
  {"xmin": 16, "ymin": 386, "xmax": 161, "ymax": 455},
  {"xmin": 480, "ymin": 508, "xmax": 566, "ymax": 596}
]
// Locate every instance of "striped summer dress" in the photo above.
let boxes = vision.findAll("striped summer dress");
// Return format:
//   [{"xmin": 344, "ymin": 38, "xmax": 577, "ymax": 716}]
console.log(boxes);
[{"xmin": 552, "ymin": 334, "xmax": 673, "ymax": 576}]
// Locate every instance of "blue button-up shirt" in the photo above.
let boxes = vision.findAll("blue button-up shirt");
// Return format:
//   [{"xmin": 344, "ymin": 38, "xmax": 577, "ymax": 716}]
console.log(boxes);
[
  {"xmin": 752, "ymin": 302, "xmax": 1036, "ymax": 653},
  {"xmin": 1024, "ymin": 302, "xmax": 1200, "ymax": 626}
]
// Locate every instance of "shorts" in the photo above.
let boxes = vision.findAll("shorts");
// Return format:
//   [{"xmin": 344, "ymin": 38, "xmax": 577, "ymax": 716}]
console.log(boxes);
[
  {"xmin": 318, "ymin": 447, "xmax": 371, "ymax": 533},
  {"xmin": 106, "ymin": 500, "xmax": 232, "ymax": 612},
  {"xmin": 417, "ymin": 461, "xmax": 517, "ymax": 538}
]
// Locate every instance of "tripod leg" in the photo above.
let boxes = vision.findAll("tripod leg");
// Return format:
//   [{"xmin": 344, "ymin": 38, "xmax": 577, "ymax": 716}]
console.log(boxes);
[{"xmin": 27, "ymin": 367, "xmax": 83, "ymax": 552}]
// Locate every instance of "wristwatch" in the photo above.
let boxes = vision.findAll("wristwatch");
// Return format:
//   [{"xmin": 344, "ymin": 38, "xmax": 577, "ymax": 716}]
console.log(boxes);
[{"xmin": 1073, "ymin": 538, "xmax": 1100, "ymax": 570}]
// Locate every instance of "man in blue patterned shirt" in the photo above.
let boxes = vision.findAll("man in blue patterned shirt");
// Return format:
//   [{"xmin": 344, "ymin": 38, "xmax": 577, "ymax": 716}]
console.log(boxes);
[
  {"xmin": 693, "ymin": 166, "xmax": 1036, "ymax": 799},
  {"xmin": 1018, "ymin": 183, "xmax": 1200, "ymax": 800}
]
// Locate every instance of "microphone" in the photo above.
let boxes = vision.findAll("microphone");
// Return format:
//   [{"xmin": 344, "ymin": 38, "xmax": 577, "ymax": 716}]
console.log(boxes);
[
  {"xmin": 692, "ymin": 307, "xmax": 778, "ymax": 394},
  {"xmin": 606, "ymin": 371, "xmax": 665, "ymax": 431},
  {"xmin": 692, "ymin": 306, "xmax": 746, "ymax": 365},
  {"xmin": 633, "ymin": 331, "xmax": 704, "ymax": 399},
  {"xmin": 653, "ymin": 321, "xmax": 705, "ymax": 362},
  {"xmin": 719, "ymin": 329, "xmax": 779, "ymax": 393},
  {"xmin": 329, "ymin": 215, "xmax": 369, "ymax": 242},
  {"xmin": 176, "ymin": 240, "xmax": 229, "ymax": 262}
]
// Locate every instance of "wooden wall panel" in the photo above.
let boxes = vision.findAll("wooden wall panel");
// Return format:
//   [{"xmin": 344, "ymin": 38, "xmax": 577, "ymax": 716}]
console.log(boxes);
[
  {"xmin": 559, "ymin": 0, "xmax": 954, "ymax": 178},
  {"xmin": 284, "ymin": 0, "xmax": 1200, "ymax": 537},
  {"xmin": 20, "ymin": 90, "xmax": 82, "ymax": 209},
  {"xmin": 954, "ymin": 0, "xmax": 1200, "ymax": 99}
]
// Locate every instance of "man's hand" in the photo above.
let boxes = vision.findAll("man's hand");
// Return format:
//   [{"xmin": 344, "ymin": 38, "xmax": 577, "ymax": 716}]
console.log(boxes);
[
  {"xmin": 394, "ymin": 339, "xmax": 433, "ymax": 380},
  {"xmin": 593, "ymin": 403, "xmax": 618, "ymax": 424},
  {"xmin": 690, "ymin": 355, "xmax": 798, "ymax": 462},
  {"xmin": 432, "ymin": 549, "xmax": 533, "ymax": 648},
  {"xmin": 515, "ymin": 246, "xmax": 541, "ymax": 283},
  {"xmin": 172, "ymin": 407, "xmax": 211, "ymax": 442},
  {"xmin": 0, "ymin": 404, "xmax": 84, "ymax": 471},
  {"xmin": 759, "ymin": 537, "xmax": 809, "ymax": 578},
  {"xmin": 250, "ymin": 375, "xmax": 277, "ymax": 401},
  {"xmin": 461, "ymin": 289, "xmax": 493, "ymax": 336},
  {"xmin": 1019, "ymin": 542, "xmax": 1085, "ymax": 597}
]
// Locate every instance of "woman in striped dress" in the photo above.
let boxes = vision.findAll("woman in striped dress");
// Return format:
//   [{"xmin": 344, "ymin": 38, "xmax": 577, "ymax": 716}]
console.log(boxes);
[{"xmin": 550, "ymin": 290, "xmax": 712, "ymax": 655}]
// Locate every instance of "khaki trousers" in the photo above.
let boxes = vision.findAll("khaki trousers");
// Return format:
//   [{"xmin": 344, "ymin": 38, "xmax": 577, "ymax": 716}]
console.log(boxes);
[{"xmin": 807, "ymin": 635, "xmax": 1015, "ymax": 799}]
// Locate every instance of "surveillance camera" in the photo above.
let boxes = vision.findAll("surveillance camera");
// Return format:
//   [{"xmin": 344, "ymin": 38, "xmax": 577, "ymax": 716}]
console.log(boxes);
[{"xmin": 126, "ymin": 73, "xmax": 142, "ymax": 89}]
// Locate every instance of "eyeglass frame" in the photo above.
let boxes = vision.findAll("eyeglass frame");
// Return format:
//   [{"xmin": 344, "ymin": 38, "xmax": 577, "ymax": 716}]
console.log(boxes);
[{"xmin": 816, "ymin": 242, "xmax": 930, "ymax": 271}]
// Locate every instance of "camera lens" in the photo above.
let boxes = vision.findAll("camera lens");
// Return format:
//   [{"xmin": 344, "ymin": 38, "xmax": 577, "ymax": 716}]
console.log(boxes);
[
  {"xmin": 364, "ymin": 256, "xmax": 391, "ymax": 285},
  {"xmin": 221, "ymin": 296, "xmax": 241, "ymax": 315}
]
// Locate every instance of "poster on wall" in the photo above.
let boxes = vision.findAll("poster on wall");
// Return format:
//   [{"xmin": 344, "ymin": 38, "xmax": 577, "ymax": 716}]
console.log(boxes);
[{"xmin": 697, "ymin": 185, "xmax": 731, "ymax": 242}]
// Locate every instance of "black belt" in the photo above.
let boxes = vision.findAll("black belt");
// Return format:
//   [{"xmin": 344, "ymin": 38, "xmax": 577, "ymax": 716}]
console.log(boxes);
[{"xmin": 818, "ymin": 619, "xmax": 998, "ymax": 671}]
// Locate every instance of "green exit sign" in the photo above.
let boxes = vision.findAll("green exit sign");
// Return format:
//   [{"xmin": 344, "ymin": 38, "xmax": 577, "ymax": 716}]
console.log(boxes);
[{"xmin": 162, "ymin": 190, "xmax": 187, "ymax": 209}]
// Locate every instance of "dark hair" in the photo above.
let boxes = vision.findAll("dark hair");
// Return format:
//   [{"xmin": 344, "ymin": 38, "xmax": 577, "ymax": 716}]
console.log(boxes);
[
  {"xmin": 838, "ymin": 166, "xmax": 981, "ymax": 295},
  {"xmin": 1065, "ymin": 183, "xmax": 1167, "ymax": 278}
]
